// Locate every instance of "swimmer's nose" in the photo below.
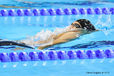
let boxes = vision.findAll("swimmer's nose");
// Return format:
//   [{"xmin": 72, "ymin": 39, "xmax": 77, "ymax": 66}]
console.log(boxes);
[
  {"xmin": 95, "ymin": 29, "xmax": 99, "ymax": 31},
  {"xmin": 90, "ymin": 29, "xmax": 99, "ymax": 32}
]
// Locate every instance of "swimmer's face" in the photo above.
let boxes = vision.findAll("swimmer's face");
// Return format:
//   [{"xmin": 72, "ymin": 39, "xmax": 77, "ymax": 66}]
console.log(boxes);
[
  {"xmin": 68, "ymin": 19, "xmax": 97, "ymax": 33},
  {"xmin": 71, "ymin": 21, "xmax": 82, "ymax": 29},
  {"xmin": 67, "ymin": 21, "xmax": 82, "ymax": 31}
]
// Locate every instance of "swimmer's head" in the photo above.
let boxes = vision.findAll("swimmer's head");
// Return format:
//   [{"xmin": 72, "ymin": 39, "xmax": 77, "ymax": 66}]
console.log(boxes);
[{"xmin": 71, "ymin": 19, "xmax": 96, "ymax": 32}]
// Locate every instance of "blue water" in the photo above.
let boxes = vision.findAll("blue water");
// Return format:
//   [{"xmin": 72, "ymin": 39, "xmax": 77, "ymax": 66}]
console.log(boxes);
[
  {"xmin": 0, "ymin": 0, "xmax": 114, "ymax": 76},
  {"xmin": 0, "ymin": 0, "xmax": 114, "ymax": 9},
  {"xmin": 0, "ymin": 15, "xmax": 114, "ymax": 51},
  {"xmin": 0, "ymin": 59, "xmax": 114, "ymax": 76}
]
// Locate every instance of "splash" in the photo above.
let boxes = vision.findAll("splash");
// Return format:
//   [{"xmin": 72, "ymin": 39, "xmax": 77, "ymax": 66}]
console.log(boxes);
[{"xmin": 20, "ymin": 27, "xmax": 67, "ymax": 46}]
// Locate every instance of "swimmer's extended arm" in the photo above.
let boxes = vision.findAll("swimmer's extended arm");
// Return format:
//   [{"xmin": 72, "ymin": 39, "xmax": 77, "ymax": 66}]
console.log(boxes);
[
  {"xmin": 38, "ymin": 32, "xmax": 79, "ymax": 50},
  {"xmin": 35, "ymin": 32, "xmax": 66, "ymax": 44}
]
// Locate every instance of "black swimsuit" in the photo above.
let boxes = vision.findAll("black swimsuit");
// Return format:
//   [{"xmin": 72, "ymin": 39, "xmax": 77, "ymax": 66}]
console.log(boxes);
[{"xmin": 0, "ymin": 40, "xmax": 34, "ymax": 49}]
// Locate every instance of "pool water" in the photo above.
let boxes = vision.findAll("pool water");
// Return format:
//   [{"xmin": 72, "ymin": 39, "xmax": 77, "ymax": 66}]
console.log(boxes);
[
  {"xmin": 0, "ymin": 0, "xmax": 114, "ymax": 9},
  {"xmin": 0, "ymin": 59, "xmax": 113, "ymax": 76},
  {"xmin": 0, "ymin": 15, "xmax": 114, "ymax": 52},
  {"xmin": 0, "ymin": 0, "xmax": 114, "ymax": 76}
]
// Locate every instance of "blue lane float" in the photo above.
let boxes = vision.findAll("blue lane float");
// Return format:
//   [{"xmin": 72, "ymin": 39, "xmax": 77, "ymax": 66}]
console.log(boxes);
[
  {"xmin": 0, "ymin": 8, "xmax": 113, "ymax": 16},
  {"xmin": 9, "ymin": 52, "xmax": 20, "ymax": 62},
  {"xmin": 0, "ymin": 53, "xmax": 11, "ymax": 62},
  {"xmin": 0, "ymin": 49, "xmax": 113, "ymax": 62}
]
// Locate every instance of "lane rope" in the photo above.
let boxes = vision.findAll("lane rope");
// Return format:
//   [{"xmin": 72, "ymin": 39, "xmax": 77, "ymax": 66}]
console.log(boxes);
[
  {"xmin": 0, "ymin": 8, "xmax": 113, "ymax": 16},
  {"xmin": 0, "ymin": 49, "xmax": 114, "ymax": 62}
]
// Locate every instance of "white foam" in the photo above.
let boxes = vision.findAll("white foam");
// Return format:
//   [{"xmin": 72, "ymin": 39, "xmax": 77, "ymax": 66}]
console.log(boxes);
[
  {"xmin": 21, "ymin": 27, "xmax": 68, "ymax": 46},
  {"xmin": 20, "ymin": 26, "xmax": 83, "ymax": 47}
]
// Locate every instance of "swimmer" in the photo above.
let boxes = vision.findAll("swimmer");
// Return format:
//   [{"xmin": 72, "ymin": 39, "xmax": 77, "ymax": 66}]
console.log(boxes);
[
  {"xmin": 36, "ymin": 19, "xmax": 97, "ymax": 49},
  {"xmin": 0, "ymin": 19, "xmax": 97, "ymax": 50}
]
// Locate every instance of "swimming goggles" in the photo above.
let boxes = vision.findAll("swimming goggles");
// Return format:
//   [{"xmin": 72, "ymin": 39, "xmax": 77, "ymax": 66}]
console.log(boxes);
[{"xmin": 71, "ymin": 23, "xmax": 82, "ymax": 28}]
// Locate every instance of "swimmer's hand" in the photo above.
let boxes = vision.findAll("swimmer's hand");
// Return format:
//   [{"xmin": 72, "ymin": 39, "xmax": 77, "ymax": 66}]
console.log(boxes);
[
  {"xmin": 38, "ymin": 46, "xmax": 45, "ymax": 50},
  {"xmin": 38, "ymin": 44, "xmax": 52, "ymax": 50}
]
